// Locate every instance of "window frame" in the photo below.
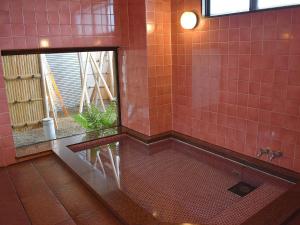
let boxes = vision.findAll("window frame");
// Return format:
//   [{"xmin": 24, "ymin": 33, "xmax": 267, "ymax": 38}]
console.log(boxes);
[
  {"xmin": 2, "ymin": 46, "xmax": 122, "ymax": 129},
  {"xmin": 203, "ymin": 0, "xmax": 300, "ymax": 17}
]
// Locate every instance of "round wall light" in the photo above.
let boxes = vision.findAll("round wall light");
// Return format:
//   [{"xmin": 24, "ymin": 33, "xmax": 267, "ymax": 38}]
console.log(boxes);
[{"xmin": 180, "ymin": 11, "xmax": 198, "ymax": 30}]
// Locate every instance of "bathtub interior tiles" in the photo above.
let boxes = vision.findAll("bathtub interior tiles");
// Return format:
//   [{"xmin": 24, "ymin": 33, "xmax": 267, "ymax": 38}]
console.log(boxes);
[{"xmin": 75, "ymin": 135, "xmax": 292, "ymax": 225}]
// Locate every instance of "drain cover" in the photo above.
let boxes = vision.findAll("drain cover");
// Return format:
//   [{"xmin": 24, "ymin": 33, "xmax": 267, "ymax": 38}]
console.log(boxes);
[{"xmin": 228, "ymin": 182, "xmax": 257, "ymax": 197}]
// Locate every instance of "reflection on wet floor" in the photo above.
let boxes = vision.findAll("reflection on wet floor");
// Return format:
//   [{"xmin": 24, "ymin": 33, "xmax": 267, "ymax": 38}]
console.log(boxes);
[{"xmin": 78, "ymin": 142, "xmax": 121, "ymax": 188}]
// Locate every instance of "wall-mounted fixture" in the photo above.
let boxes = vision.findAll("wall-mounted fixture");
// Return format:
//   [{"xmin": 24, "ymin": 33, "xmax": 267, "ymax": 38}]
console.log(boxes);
[
  {"xmin": 256, "ymin": 148, "xmax": 270, "ymax": 157},
  {"xmin": 257, "ymin": 148, "xmax": 283, "ymax": 161},
  {"xmin": 269, "ymin": 150, "xmax": 283, "ymax": 161},
  {"xmin": 180, "ymin": 11, "xmax": 198, "ymax": 30}
]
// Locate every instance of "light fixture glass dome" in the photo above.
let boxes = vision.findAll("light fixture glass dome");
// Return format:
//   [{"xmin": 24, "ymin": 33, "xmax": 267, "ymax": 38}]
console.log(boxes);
[{"xmin": 180, "ymin": 11, "xmax": 198, "ymax": 30}]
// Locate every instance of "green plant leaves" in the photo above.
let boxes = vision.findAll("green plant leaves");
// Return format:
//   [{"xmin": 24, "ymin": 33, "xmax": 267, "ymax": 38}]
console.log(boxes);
[{"xmin": 73, "ymin": 101, "xmax": 117, "ymax": 131}]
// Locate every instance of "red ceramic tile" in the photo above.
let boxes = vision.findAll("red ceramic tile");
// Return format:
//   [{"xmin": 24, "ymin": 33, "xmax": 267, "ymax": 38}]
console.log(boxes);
[
  {"xmin": 248, "ymin": 95, "xmax": 259, "ymax": 108},
  {"xmin": 247, "ymin": 107, "xmax": 259, "ymax": 121},
  {"xmin": 59, "ymin": 11, "xmax": 71, "ymax": 25},
  {"xmin": 259, "ymin": 96, "xmax": 272, "ymax": 110},
  {"xmin": 172, "ymin": 1, "xmax": 300, "ymax": 172},
  {"xmin": 60, "ymin": 25, "xmax": 72, "ymax": 35},
  {"xmin": 11, "ymin": 24, "xmax": 25, "ymax": 36},
  {"xmin": 277, "ymin": 9, "xmax": 292, "ymax": 25},
  {"xmin": 25, "ymin": 36, "xmax": 39, "ymax": 48},
  {"xmin": 37, "ymin": 24, "xmax": 49, "ymax": 35},
  {"xmin": 47, "ymin": 12, "xmax": 60, "ymax": 25},
  {"xmin": 285, "ymin": 100, "xmax": 299, "ymax": 116},
  {"xmin": 24, "ymin": 24, "xmax": 37, "ymax": 36},
  {"xmin": 229, "ymin": 28, "xmax": 239, "ymax": 41},
  {"xmin": 23, "ymin": 11, "xmax": 36, "ymax": 24},
  {"xmin": 0, "ymin": 93, "xmax": 8, "ymax": 110},
  {"xmin": 35, "ymin": 12, "xmax": 48, "ymax": 24},
  {"xmin": 263, "ymin": 11, "xmax": 277, "ymax": 25},
  {"xmin": 252, "ymin": 13, "xmax": 263, "ymax": 26},
  {"xmin": 251, "ymin": 26, "xmax": 263, "ymax": 40},
  {"xmin": 0, "ymin": 11, "xmax": 10, "ymax": 24},
  {"xmin": 287, "ymin": 86, "xmax": 300, "ymax": 101},
  {"xmin": 9, "ymin": 9, "xmax": 23, "ymax": 23},
  {"xmin": 0, "ymin": 0, "xmax": 9, "ymax": 11},
  {"xmin": 21, "ymin": 0, "xmax": 35, "ymax": 11},
  {"xmin": 0, "ymin": 24, "xmax": 11, "ymax": 37},
  {"xmin": 291, "ymin": 24, "xmax": 300, "ymax": 39},
  {"xmin": 0, "ymin": 136, "xmax": 14, "ymax": 148},
  {"xmin": 0, "ymin": 0, "xmax": 299, "ymax": 174},
  {"xmin": 49, "ymin": 25, "xmax": 61, "ymax": 36},
  {"xmin": 264, "ymin": 26, "xmax": 278, "ymax": 40},
  {"xmin": 0, "ymin": 0, "xmax": 129, "ymax": 166},
  {"xmin": 239, "ymin": 14, "xmax": 251, "ymax": 27},
  {"xmin": 289, "ymin": 55, "xmax": 300, "ymax": 71},
  {"xmin": 35, "ymin": 0, "xmax": 47, "ymax": 12},
  {"xmin": 240, "ymin": 28, "xmax": 251, "ymax": 41}
]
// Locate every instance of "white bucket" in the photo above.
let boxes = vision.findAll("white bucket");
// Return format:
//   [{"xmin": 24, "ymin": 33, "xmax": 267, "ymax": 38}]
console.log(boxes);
[{"xmin": 42, "ymin": 117, "xmax": 56, "ymax": 140}]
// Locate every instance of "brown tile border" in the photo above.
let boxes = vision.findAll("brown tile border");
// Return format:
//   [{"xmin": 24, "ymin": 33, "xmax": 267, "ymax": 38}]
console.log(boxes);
[
  {"xmin": 120, "ymin": 126, "xmax": 173, "ymax": 143},
  {"xmin": 121, "ymin": 127, "xmax": 300, "ymax": 183},
  {"xmin": 16, "ymin": 151, "xmax": 53, "ymax": 163},
  {"xmin": 26, "ymin": 126, "xmax": 300, "ymax": 225}
]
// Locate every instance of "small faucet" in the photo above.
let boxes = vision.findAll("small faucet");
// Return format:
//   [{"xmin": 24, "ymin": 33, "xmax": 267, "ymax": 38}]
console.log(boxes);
[
  {"xmin": 269, "ymin": 150, "xmax": 283, "ymax": 161},
  {"xmin": 256, "ymin": 148, "xmax": 270, "ymax": 157}
]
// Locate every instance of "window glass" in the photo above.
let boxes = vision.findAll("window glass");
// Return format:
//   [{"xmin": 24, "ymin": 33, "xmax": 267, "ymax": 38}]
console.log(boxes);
[
  {"xmin": 258, "ymin": 0, "xmax": 300, "ymax": 9},
  {"xmin": 210, "ymin": 0, "xmax": 250, "ymax": 16}
]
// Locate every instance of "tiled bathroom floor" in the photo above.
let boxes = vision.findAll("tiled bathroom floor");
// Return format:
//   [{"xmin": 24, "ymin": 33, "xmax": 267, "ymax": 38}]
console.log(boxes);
[{"xmin": 0, "ymin": 154, "xmax": 122, "ymax": 225}]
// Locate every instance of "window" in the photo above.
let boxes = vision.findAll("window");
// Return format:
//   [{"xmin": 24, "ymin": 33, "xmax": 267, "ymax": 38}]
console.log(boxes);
[
  {"xmin": 209, "ymin": 0, "xmax": 250, "ymax": 16},
  {"xmin": 203, "ymin": 0, "xmax": 300, "ymax": 16},
  {"xmin": 1, "ymin": 48, "xmax": 120, "ymax": 148},
  {"xmin": 258, "ymin": 0, "xmax": 300, "ymax": 9}
]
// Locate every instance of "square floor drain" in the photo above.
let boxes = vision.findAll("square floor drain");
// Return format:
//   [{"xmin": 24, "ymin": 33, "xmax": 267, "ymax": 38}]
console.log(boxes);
[{"xmin": 228, "ymin": 182, "xmax": 257, "ymax": 197}]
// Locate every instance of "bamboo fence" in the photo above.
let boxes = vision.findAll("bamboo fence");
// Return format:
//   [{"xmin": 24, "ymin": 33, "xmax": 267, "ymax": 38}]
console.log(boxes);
[
  {"xmin": 2, "ymin": 55, "xmax": 45, "ymax": 130},
  {"xmin": 1, "ymin": 51, "xmax": 117, "ymax": 130}
]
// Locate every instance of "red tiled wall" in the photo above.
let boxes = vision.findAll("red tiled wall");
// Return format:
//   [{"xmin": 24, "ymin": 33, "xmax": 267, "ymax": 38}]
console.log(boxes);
[
  {"xmin": 171, "ymin": 0, "xmax": 300, "ymax": 172},
  {"xmin": 2, "ymin": 0, "xmax": 300, "ymax": 173},
  {"xmin": 146, "ymin": 0, "xmax": 172, "ymax": 135},
  {"xmin": 119, "ymin": 0, "xmax": 151, "ymax": 135},
  {"xmin": 121, "ymin": 0, "xmax": 174, "ymax": 136},
  {"xmin": 0, "ymin": 0, "xmax": 153, "ymax": 166}
]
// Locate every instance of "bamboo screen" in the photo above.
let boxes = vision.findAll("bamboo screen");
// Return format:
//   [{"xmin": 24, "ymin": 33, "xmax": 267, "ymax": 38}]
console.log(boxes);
[{"xmin": 2, "ymin": 55, "xmax": 45, "ymax": 130}]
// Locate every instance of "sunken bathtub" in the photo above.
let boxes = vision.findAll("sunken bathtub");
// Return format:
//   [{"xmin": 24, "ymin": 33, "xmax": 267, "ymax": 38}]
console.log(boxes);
[{"xmin": 52, "ymin": 131, "xmax": 300, "ymax": 225}]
